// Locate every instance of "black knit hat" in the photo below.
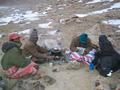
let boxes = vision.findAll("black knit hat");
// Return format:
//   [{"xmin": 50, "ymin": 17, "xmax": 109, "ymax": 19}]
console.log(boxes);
[{"xmin": 29, "ymin": 29, "xmax": 38, "ymax": 43}]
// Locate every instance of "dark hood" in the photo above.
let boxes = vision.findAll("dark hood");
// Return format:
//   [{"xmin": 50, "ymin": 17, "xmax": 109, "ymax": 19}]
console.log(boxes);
[{"xmin": 99, "ymin": 35, "xmax": 115, "ymax": 56}]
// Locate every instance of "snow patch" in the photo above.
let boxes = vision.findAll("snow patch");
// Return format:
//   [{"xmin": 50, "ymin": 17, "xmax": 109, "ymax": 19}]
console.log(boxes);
[
  {"xmin": 0, "ymin": 33, "xmax": 5, "ymax": 38},
  {"xmin": 25, "ymin": 22, "xmax": 31, "ymax": 24},
  {"xmin": 75, "ymin": 8, "xmax": 108, "ymax": 17},
  {"xmin": 116, "ymin": 30, "xmax": 120, "ymax": 32},
  {"xmin": 38, "ymin": 22, "xmax": 53, "ymax": 28},
  {"xmin": 58, "ymin": 7, "xmax": 64, "ymax": 10},
  {"xmin": 47, "ymin": 30, "xmax": 59, "ymax": 35},
  {"xmin": 74, "ymin": 14, "xmax": 88, "ymax": 17},
  {"xmin": 0, "ymin": 6, "xmax": 8, "ymax": 10},
  {"xmin": 0, "ymin": 10, "xmax": 47, "ymax": 26},
  {"xmin": 23, "ymin": 11, "xmax": 40, "ymax": 21},
  {"xmin": 18, "ymin": 29, "xmax": 31, "ymax": 34},
  {"xmin": 102, "ymin": 19, "xmax": 120, "ymax": 25},
  {"xmin": 110, "ymin": 2, "xmax": 120, "ymax": 9},
  {"xmin": 78, "ymin": 0, "xmax": 83, "ymax": 2},
  {"xmin": 118, "ymin": 25, "xmax": 120, "ymax": 28},
  {"xmin": 86, "ymin": 0, "xmax": 113, "ymax": 4},
  {"xmin": 75, "ymin": 2, "xmax": 120, "ymax": 18},
  {"xmin": 46, "ymin": 6, "xmax": 52, "ymax": 10}
]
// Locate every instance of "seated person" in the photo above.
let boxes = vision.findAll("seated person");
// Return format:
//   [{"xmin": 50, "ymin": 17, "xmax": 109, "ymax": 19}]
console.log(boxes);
[
  {"xmin": 21, "ymin": 29, "xmax": 54, "ymax": 63},
  {"xmin": 1, "ymin": 33, "xmax": 38, "ymax": 79},
  {"xmin": 93, "ymin": 35, "xmax": 120, "ymax": 77}
]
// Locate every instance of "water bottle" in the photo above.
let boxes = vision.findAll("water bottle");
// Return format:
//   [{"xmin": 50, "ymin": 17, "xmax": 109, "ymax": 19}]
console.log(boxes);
[{"xmin": 89, "ymin": 63, "xmax": 94, "ymax": 72}]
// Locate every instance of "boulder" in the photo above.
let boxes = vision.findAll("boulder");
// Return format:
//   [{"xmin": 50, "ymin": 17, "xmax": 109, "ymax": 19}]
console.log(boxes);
[
  {"xmin": 66, "ymin": 61, "xmax": 81, "ymax": 70},
  {"xmin": 12, "ymin": 79, "xmax": 45, "ymax": 90},
  {"xmin": 95, "ymin": 80, "xmax": 111, "ymax": 90}
]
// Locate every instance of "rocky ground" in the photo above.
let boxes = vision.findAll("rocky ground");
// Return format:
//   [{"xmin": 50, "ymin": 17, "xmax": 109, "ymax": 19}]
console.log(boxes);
[{"xmin": 0, "ymin": 0, "xmax": 120, "ymax": 90}]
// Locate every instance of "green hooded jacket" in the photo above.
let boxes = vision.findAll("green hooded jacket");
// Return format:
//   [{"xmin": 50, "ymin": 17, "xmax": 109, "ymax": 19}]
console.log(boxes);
[{"xmin": 1, "ymin": 41, "xmax": 30, "ymax": 70}]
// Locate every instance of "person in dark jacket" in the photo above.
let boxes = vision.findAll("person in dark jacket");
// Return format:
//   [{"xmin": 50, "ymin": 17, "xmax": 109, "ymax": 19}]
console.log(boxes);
[
  {"xmin": 93, "ymin": 35, "xmax": 120, "ymax": 77},
  {"xmin": 1, "ymin": 33, "xmax": 38, "ymax": 79},
  {"xmin": 22, "ymin": 29, "xmax": 54, "ymax": 63}
]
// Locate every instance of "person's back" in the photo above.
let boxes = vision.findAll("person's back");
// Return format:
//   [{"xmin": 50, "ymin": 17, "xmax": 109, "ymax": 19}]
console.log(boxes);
[{"xmin": 93, "ymin": 35, "xmax": 120, "ymax": 77}]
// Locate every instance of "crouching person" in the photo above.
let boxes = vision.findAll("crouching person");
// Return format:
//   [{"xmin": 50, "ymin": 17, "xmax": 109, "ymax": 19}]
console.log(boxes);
[
  {"xmin": 67, "ymin": 33, "xmax": 97, "ymax": 65},
  {"xmin": 1, "ymin": 33, "xmax": 38, "ymax": 79}
]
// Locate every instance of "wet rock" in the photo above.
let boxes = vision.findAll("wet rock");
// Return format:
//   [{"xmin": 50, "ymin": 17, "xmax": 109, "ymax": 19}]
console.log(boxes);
[
  {"xmin": 66, "ymin": 61, "xmax": 81, "ymax": 70},
  {"xmin": 59, "ymin": 15, "xmax": 82, "ymax": 24},
  {"xmin": 95, "ymin": 80, "xmax": 111, "ymax": 90},
  {"xmin": 41, "ymin": 75, "xmax": 56, "ymax": 86},
  {"xmin": 13, "ymin": 80, "xmax": 45, "ymax": 90},
  {"xmin": 52, "ymin": 67, "xmax": 60, "ymax": 72},
  {"xmin": 116, "ymin": 84, "xmax": 120, "ymax": 90},
  {"xmin": 0, "ymin": 33, "xmax": 5, "ymax": 39},
  {"xmin": 87, "ymin": 24, "xmax": 102, "ymax": 45},
  {"xmin": 113, "ymin": 31, "xmax": 120, "ymax": 49}
]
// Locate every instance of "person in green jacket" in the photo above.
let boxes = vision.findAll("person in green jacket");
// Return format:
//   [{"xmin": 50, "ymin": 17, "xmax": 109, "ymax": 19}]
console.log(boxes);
[{"xmin": 1, "ymin": 33, "xmax": 38, "ymax": 79}]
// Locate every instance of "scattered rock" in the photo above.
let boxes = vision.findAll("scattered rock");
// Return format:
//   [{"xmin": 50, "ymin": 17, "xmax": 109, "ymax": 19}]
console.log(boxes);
[
  {"xmin": 12, "ymin": 79, "xmax": 45, "ymax": 90},
  {"xmin": 52, "ymin": 67, "xmax": 60, "ymax": 72},
  {"xmin": 0, "ymin": 33, "xmax": 6, "ymax": 39},
  {"xmin": 41, "ymin": 75, "xmax": 56, "ymax": 86},
  {"xmin": 95, "ymin": 80, "xmax": 111, "ymax": 90},
  {"xmin": 113, "ymin": 31, "xmax": 120, "ymax": 49},
  {"xmin": 116, "ymin": 84, "xmax": 120, "ymax": 90},
  {"xmin": 87, "ymin": 24, "xmax": 102, "ymax": 46},
  {"xmin": 66, "ymin": 61, "xmax": 81, "ymax": 70},
  {"xmin": 60, "ymin": 15, "xmax": 82, "ymax": 24}
]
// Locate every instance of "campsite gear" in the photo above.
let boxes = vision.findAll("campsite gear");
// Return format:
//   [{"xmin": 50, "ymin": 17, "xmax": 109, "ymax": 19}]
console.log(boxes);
[
  {"xmin": 71, "ymin": 52, "xmax": 84, "ymax": 62},
  {"xmin": 89, "ymin": 63, "xmax": 94, "ymax": 71},
  {"xmin": 64, "ymin": 50, "xmax": 72, "ymax": 62},
  {"xmin": 83, "ymin": 49, "xmax": 96, "ymax": 64},
  {"xmin": 49, "ymin": 63, "xmax": 53, "ymax": 67},
  {"xmin": 79, "ymin": 33, "xmax": 88, "ymax": 44},
  {"xmin": 29, "ymin": 29, "xmax": 38, "ymax": 44},
  {"xmin": 50, "ymin": 48, "xmax": 62, "ymax": 56},
  {"xmin": 76, "ymin": 47, "xmax": 85, "ymax": 55},
  {"xmin": 66, "ymin": 49, "xmax": 96, "ymax": 65},
  {"xmin": 95, "ymin": 56, "xmax": 114, "ymax": 77},
  {"xmin": 93, "ymin": 35, "xmax": 120, "ymax": 77}
]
